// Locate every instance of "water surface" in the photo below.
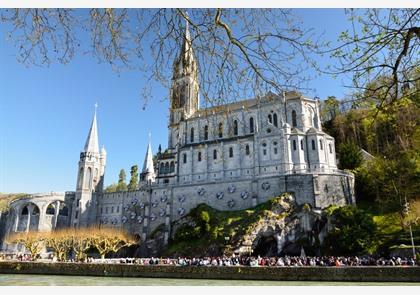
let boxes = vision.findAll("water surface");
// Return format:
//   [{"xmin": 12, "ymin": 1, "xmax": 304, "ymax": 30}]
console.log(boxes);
[{"xmin": 0, "ymin": 274, "xmax": 419, "ymax": 286}]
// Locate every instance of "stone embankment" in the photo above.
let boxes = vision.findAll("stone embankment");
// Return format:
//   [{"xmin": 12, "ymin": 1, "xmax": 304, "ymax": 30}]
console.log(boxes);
[{"xmin": 0, "ymin": 261, "xmax": 419, "ymax": 282}]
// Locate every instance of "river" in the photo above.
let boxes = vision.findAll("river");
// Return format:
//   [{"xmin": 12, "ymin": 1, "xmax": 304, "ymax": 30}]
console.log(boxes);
[{"xmin": 0, "ymin": 274, "xmax": 419, "ymax": 286}]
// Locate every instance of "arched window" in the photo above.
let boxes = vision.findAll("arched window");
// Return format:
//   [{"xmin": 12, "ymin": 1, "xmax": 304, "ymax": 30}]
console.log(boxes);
[
  {"xmin": 233, "ymin": 120, "xmax": 238, "ymax": 136},
  {"xmin": 170, "ymin": 161, "xmax": 175, "ymax": 172},
  {"xmin": 21, "ymin": 206, "xmax": 29, "ymax": 215},
  {"xmin": 218, "ymin": 123, "xmax": 223, "ymax": 138},
  {"xmin": 249, "ymin": 117, "xmax": 254, "ymax": 133},
  {"xmin": 329, "ymin": 143, "xmax": 333, "ymax": 154},
  {"xmin": 229, "ymin": 147, "xmax": 233, "ymax": 158},
  {"xmin": 312, "ymin": 140, "xmax": 316, "ymax": 150},
  {"xmin": 300, "ymin": 139, "xmax": 304, "ymax": 150},
  {"xmin": 165, "ymin": 162, "xmax": 169, "ymax": 173},
  {"xmin": 293, "ymin": 140, "xmax": 297, "ymax": 151},
  {"xmin": 87, "ymin": 167, "xmax": 92, "ymax": 189},
  {"xmin": 183, "ymin": 154, "xmax": 187, "ymax": 164},
  {"xmin": 204, "ymin": 125, "xmax": 209, "ymax": 140},
  {"xmin": 32, "ymin": 206, "xmax": 40, "ymax": 216},
  {"xmin": 273, "ymin": 113, "xmax": 278, "ymax": 127},
  {"xmin": 190, "ymin": 127, "xmax": 194, "ymax": 143},
  {"xmin": 268, "ymin": 114, "xmax": 272, "ymax": 124},
  {"xmin": 319, "ymin": 139, "xmax": 323, "ymax": 150},
  {"xmin": 213, "ymin": 149, "xmax": 217, "ymax": 160},
  {"xmin": 160, "ymin": 163, "xmax": 165, "ymax": 174},
  {"xmin": 292, "ymin": 110, "xmax": 297, "ymax": 127},
  {"xmin": 198, "ymin": 152, "xmax": 202, "ymax": 162},
  {"xmin": 46, "ymin": 204, "xmax": 55, "ymax": 215},
  {"xmin": 245, "ymin": 144, "xmax": 250, "ymax": 155}
]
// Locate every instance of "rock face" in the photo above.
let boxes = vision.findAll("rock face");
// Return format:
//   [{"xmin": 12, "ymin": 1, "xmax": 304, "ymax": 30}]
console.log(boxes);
[{"xmin": 149, "ymin": 193, "xmax": 332, "ymax": 257}]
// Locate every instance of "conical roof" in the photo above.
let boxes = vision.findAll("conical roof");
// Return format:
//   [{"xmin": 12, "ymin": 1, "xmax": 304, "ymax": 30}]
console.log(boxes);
[
  {"xmin": 84, "ymin": 108, "xmax": 99, "ymax": 153},
  {"xmin": 142, "ymin": 140, "xmax": 155, "ymax": 175}
]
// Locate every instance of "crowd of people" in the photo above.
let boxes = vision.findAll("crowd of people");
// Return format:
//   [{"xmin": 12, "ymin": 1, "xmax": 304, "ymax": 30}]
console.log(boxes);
[
  {"xmin": 0, "ymin": 253, "xmax": 418, "ymax": 266},
  {"xmin": 103, "ymin": 255, "xmax": 418, "ymax": 267}
]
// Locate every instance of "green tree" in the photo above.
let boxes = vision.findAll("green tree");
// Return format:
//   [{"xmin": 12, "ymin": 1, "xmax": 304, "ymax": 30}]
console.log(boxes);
[
  {"xmin": 323, "ymin": 206, "xmax": 378, "ymax": 255},
  {"xmin": 321, "ymin": 96, "xmax": 340, "ymax": 123},
  {"xmin": 116, "ymin": 169, "xmax": 127, "ymax": 192},
  {"xmin": 128, "ymin": 165, "xmax": 139, "ymax": 191},
  {"xmin": 328, "ymin": 9, "xmax": 420, "ymax": 110},
  {"xmin": 104, "ymin": 183, "xmax": 118, "ymax": 193},
  {"xmin": 338, "ymin": 142, "xmax": 363, "ymax": 170}
]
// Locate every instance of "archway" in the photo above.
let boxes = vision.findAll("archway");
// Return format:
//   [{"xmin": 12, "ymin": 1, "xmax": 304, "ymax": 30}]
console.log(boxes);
[{"xmin": 253, "ymin": 235, "xmax": 278, "ymax": 257}]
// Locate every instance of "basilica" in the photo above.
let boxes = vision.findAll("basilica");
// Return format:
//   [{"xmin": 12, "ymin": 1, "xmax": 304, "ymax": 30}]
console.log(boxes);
[{"xmin": 0, "ymin": 23, "xmax": 355, "ymax": 252}]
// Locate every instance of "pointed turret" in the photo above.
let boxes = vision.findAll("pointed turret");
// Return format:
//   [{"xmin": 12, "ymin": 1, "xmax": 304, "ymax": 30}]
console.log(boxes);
[
  {"xmin": 84, "ymin": 107, "xmax": 99, "ymax": 154},
  {"xmin": 142, "ymin": 142, "xmax": 154, "ymax": 174},
  {"xmin": 140, "ymin": 134, "xmax": 156, "ymax": 184}
]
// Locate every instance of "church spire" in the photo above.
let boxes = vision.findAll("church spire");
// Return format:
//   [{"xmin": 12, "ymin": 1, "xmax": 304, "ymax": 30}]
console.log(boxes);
[
  {"xmin": 84, "ymin": 103, "xmax": 99, "ymax": 154},
  {"xmin": 173, "ymin": 16, "xmax": 197, "ymax": 80},
  {"xmin": 142, "ymin": 132, "xmax": 155, "ymax": 175},
  {"xmin": 141, "ymin": 132, "xmax": 156, "ymax": 184}
]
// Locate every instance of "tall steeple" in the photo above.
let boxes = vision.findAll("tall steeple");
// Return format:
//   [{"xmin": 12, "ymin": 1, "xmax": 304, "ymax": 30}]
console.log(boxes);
[
  {"xmin": 172, "ymin": 16, "xmax": 196, "ymax": 81},
  {"xmin": 72, "ymin": 103, "xmax": 106, "ymax": 228},
  {"xmin": 141, "ymin": 132, "xmax": 156, "ymax": 184},
  {"xmin": 168, "ymin": 16, "xmax": 200, "ymax": 150},
  {"xmin": 84, "ymin": 103, "xmax": 99, "ymax": 154}
]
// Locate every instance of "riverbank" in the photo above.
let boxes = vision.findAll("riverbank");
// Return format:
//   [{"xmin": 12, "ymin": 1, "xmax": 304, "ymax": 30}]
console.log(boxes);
[{"xmin": 0, "ymin": 261, "xmax": 419, "ymax": 282}]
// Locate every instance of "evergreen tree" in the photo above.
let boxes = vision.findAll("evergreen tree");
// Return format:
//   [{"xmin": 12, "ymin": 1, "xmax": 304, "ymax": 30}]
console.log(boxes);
[
  {"xmin": 128, "ymin": 165, "xmax": 139, "ymax": 191},
  {"xmin": 116, "ymin": 169, "xmax": 127, "ymax": 192},
  {"xmin": 338, "ymin": 142, "xmax": 363, "ymax": 170},
  {"xmin": 104, "ymin": 183, "xmax": 118, "ymax": 193}
]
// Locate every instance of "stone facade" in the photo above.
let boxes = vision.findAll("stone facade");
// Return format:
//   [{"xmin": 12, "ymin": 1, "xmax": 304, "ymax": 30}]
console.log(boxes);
[{"xmin": 0, "ymin": 23, "xmax": 355, "ymax": 252}]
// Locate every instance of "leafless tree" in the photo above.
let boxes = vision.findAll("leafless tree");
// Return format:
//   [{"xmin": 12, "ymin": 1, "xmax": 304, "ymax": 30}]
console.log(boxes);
[{"xmin": 0, "ymin": 8, "xmax": 322, "ymax": 108}]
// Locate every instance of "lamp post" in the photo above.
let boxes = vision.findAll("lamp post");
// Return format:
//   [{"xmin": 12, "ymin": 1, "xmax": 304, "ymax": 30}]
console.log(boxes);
[
  {"xmin": 386, "ymin": 162, "xmax": 416, "ymax": 261},
  {"xmin": 403, "ymin": 195, "xmax": 416, "ymax": 261}
]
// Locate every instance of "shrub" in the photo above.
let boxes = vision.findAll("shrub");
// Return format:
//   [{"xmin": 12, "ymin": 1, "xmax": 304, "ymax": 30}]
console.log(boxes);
[{"xmin": 323, "ymin": 206, "xmax": 378, "ymax": 255}]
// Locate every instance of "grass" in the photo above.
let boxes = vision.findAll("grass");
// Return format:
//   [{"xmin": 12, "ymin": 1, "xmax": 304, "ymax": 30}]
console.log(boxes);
[{"xmin": 0, "ymin": 193, "xmax": 28, "ymax": 212}]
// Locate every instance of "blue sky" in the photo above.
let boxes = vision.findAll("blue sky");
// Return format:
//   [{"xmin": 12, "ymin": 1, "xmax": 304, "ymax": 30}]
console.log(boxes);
[{"xmin": 0, "ymin": 9, "xmax": 353, "ymax": 193}]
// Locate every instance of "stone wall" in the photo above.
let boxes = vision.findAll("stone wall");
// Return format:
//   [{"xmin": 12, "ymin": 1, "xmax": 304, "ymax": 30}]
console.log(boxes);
[
  {"xmin": 0, "ymin": 261, "xmax": 419, "ymax": 282},
  {"xmin": 96, "ymin": 172, "xmax": 354, "ymax": 241}
]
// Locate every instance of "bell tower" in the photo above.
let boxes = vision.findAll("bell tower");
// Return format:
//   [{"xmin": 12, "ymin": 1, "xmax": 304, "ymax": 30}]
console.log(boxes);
[
  {"xmin": 71, "ymin": 104, "xmax": 106, "ymax": 227},
  {"xmin": 168, "ymin": 20, "xmax": 199, "ymax": 149}
]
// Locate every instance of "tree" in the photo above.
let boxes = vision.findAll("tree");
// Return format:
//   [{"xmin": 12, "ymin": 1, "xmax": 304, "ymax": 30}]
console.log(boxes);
[
  {"xmin": 116, "ymin": 169, "xmax": 127, "ymax": 192},
  {"xmin": 338, "ymin": 142, "xmax": 363, "ymax": 170},
  {"xmin": 90, "ymin": 227, "xmax": 136, "ymax": 260},
  {"xmin": 357, "ymin": 153, "xmax": 420, "ymax": 223},
  {"xmin": 128, "ymin": 165, "xmax": 139, "ymax": 191},
  {"xmin": 321, "ymin": 96, "xmax": 341, "ymax": 123},
  {"xmin": 327, "ymin": 9, "xmax": 420, "ymax": 111},
  {"xmin": 43, "ymin": 229, "xmax": 72, "ymax": 261},
  {"xmin": 6, "ymin": 231, "xmax": 45, "ymax": 260},
  {"xmin": 68, "ymin": 228, "xmax": 93, "ymax": 262},
  {"xmin": 323, "ymin": 206, "xmax": 378, "ymax": 255},
  {"xmin": 0, "ymin": 8, "xmax": 323, "ymax": 107},
  {"xmin": 104, "ymin": 183, "xmax": 118, "ymax": 193}
]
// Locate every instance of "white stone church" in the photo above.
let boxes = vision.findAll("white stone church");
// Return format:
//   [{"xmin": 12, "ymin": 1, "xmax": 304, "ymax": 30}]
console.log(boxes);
[{"xmin": 0, "ymin": 24, "xmax": 355, "ymax": 251}]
